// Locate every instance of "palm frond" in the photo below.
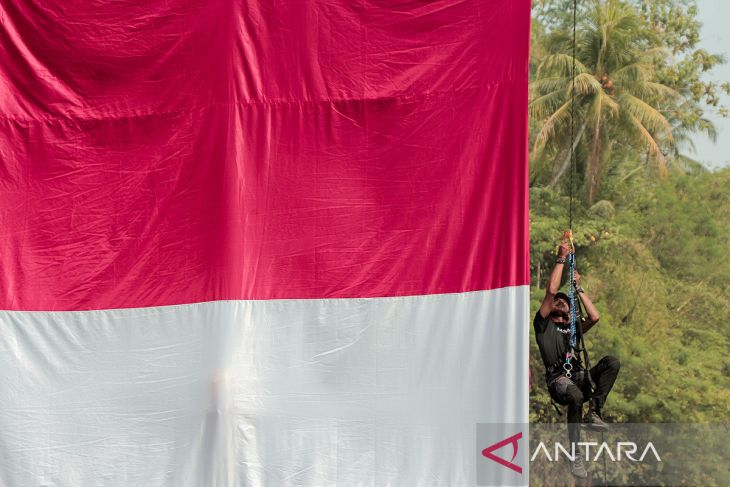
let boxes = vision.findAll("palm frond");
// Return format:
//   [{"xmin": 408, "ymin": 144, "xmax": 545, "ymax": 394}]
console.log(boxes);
[
  {"xmin": 625, "ymin": 113, "xmax": 668, "ymax": 176},
  {"xmin": 537, "ymin": 54, "xmax": 589, "ymax": 78},
  {"xmin": 530, "ymin": 76, "xmax": 570, "ymax": 96},
  {"xmin": 611, "ymin": 62, "xmax": 652, "ymax": 83},
  {"xmin": 619, "ymin": 93, "xmax": 673, "ymax": 140},
  {"xmin": 569, "ymin": 72, "xmax": 603, "ymax": 96},
  {"xmin": 529, "ymin": 89, "xmax": 566, "ymax": 120},
  {"xmin": 591, "ymin": 90, "xmax": 620, "ymax": 119},
  {"xmin": 533, "ymin": 100, "xmax": 573, "ymax": 151},
  {"xmin": 629, "ymin": 81, "xmax": 680, "ymax": 101}
]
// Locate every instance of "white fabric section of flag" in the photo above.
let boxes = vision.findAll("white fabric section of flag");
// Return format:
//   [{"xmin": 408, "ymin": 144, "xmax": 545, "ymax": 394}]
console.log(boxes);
[{"xmin": 0, "ymin": 287, "xmax": 528, "ymax": 486}]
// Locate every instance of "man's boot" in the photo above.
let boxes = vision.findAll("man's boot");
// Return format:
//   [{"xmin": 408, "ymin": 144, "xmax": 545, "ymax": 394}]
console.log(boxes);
[
  {"xmin": 584, "ymin": 406, "xmax": 609, "ymax": 432},
  {"xmin": 571, "ymin": 455, "xmax": 588, "ymax": 478}
]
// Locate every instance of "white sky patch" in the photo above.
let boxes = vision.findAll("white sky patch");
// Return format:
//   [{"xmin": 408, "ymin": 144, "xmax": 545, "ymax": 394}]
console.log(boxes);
[{"xmin": 692, "ymin": 0, "xmax": 730, "ymax": 169}]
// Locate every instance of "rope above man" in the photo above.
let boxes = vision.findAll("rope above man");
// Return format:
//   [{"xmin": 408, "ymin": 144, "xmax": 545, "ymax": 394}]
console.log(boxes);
[{"xmin": 533, "ymin": 231, "xmax": 621, "ymax": 479}]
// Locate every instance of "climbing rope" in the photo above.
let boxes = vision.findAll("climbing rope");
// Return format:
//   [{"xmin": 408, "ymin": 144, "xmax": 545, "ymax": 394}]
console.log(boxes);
[
  {"xmin": 568, "ymin": 253, "xmax": 577, "ymax": 349},
  {"xmin": 563, "ymin": 0, "xmax": 579, "ymax": 380},
  {"xmin": 569, "ymin": 0, "xmax": 577, "ymax": 230},
  {"xmin": 559, "ymin": 7, "xmax": 612, "ymax": 482},
  {"xmin": 562, "ymin": 231, "xmax": 578, "ymax": 378}
]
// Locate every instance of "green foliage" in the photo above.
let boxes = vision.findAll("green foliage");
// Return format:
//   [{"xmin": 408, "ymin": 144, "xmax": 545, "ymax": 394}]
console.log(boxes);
[
  {"xmin": 637, "ymin": 0, "xmax": 730, "ymax": 150},
  {"xmin": 530, "ymin": 168, "xmax": 730, "ymax": 427},
  {"xmin": 528, "ymin": 6, "xmax": 728, "ymax": 485},
  {"xmin": 644, "ymin": 171, "xmax": 730, "ymax": 287},
  {"xmin": 530, "ymin": 0, "xmax": 729, "ymax": 203}
]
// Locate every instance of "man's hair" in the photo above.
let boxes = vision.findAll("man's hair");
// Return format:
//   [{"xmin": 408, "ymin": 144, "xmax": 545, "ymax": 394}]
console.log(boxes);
[{"xmin": 554, "ymin": 292, "xmax": 571, "ymax": 309}]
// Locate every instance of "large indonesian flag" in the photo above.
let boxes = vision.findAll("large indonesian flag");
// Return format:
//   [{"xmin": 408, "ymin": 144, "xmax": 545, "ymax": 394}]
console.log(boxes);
[{"xmin": 0, "ymin": 1, "xmax": 530, "ymax": 485}]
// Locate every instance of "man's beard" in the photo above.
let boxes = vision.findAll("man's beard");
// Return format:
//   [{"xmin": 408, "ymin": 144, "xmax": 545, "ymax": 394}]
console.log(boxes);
[{"xmin": 550, "ymin": 310, "xmax": 569, "ymax": 321}]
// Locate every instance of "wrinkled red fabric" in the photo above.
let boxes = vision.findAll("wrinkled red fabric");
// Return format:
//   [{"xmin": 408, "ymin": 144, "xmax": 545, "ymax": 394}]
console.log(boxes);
[{"xmin": 0, "ymin": 0, "xmax": 530, "ymax": 311}]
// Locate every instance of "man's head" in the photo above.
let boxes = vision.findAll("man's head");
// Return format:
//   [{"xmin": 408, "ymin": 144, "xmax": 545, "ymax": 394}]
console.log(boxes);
[{"xmin": 550, "ymin": 292, "xmax": 571, "ymax": 321}]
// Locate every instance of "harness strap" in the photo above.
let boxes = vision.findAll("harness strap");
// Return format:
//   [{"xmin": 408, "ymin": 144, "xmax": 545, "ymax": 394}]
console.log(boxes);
[{"xmin": 575, "ymin": 299, "xmax": 597, "ymax": 407}]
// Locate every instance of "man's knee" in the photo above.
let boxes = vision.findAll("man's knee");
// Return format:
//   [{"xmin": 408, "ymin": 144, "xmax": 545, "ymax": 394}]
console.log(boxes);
[
  {"xmin": 603, "ymin": 355, "xmax": 621, "ymax": 372},
  {"xmin": 566, "ymin": 388, "xmax": 584, "ymax": 407}
]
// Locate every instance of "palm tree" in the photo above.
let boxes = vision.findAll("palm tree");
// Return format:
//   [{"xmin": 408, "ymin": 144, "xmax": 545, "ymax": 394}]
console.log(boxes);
[{"xmin": 530, "ymin": 0, "xmax": 678, "ymax": 203}]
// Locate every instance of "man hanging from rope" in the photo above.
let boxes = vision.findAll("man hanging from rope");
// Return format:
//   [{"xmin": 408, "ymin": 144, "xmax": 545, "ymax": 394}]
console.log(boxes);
[{"xmin": 533, "ymin": 232, "xmax": 620, "ymax": 478}]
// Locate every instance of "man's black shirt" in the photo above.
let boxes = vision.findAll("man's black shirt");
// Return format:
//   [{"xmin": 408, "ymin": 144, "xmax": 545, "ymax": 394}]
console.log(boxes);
[{"xmin": 533, "ymin": 311, "xmax": 582, "ymax": 382}]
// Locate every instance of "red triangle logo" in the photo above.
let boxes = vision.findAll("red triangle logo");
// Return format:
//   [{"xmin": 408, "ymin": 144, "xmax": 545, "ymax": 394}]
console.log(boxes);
[{"xmin": 481, "ymin": 431, "xmax": 523, "ymax": 474}]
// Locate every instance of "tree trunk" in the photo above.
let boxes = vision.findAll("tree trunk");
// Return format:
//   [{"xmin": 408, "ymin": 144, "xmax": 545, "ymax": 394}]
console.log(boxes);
[
  {"xmin": 548, "ymin": 121, "xmax": 587, "ymax": 188},
  {"xmin": 586, "ymin": 118, "xmax": 603, "ymax": 205}
]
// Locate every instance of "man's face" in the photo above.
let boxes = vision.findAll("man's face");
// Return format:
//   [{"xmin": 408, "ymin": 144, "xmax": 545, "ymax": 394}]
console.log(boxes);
[{"xmin": 551, "ymin": 297, "xmax": 570, "ymax": 320}]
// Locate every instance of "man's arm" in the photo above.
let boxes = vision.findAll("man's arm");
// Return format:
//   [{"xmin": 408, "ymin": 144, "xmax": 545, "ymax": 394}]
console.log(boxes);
[
  {"xmin": 574, "ymin": 270, "xmax": 600, "ymax": 332},
  {"xmin": 538, "ymin": 238, "xmax": 572, "ymax": 318}
]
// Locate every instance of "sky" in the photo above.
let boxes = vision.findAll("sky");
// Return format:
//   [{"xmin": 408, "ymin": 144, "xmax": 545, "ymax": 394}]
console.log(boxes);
[{"xmin": 692, "ymin": 0, "xmax": 730, "ymax": 169}]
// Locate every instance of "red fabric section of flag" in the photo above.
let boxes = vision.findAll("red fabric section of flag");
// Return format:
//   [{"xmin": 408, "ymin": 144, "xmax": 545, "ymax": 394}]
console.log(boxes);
[{"xmin": 0, "ymin": 0, "xmax": 530, "ymax": 310}]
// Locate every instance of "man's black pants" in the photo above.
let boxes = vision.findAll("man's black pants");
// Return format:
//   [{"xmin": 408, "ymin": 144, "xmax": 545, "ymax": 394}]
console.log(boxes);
[{"xmin": 548, "ymin": 355, "xmax": 620, "ymax": 444}]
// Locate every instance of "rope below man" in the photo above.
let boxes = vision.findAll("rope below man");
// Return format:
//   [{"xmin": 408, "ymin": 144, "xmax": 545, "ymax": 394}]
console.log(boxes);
[{"xmin": 533, "ymin": 232, "xmax": 621, "ymax": 479}]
